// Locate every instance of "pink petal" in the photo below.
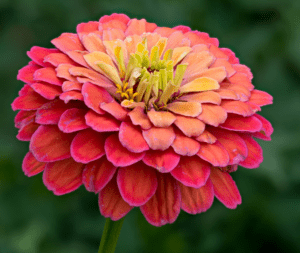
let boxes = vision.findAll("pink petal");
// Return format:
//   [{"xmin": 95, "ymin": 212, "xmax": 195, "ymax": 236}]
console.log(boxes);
[
  {"xmin": 198, "ymin": 104, "xmax": 227, "ymax": 127},
  {"xmin": 99, "ymin": 13, "xmax": 130, "ymax": 25},
  {"xmin": 173, "ymin": 25, "xmax": 191, "ymax": 33},
  {"xmin": 180, "ymin": 91, "xmax": 221, "ymax": 105},
  {"xmin": 82, "ymin": 156, "xmax": 117, "ymax": 193},
  {"xmin": 210, "ymin": 168, "xmax": 241, "ymax": 209},
  {"xmin": 210, "ymin": 128, "xmax": 248, "ymax": 165},
  {"xmin": 147, "ymin": 110, "xmax": 176, "ymax": 127},
  {"xmin": 81, "ymin": 33, "xmax": 106, "ymax": 53},
  {"xmin": 105, "ymin": 134, "xmax": 145, "ymax": 167},
  {"xmin": 27, "ymin": 46, "xmax": 60, "ymax": 67},
  {"xmin": 174, "ymin": 115, "xmax": 205, "ymax": 137},
  {"xmin": 248, "ymin": 90, "xmax": 273, "ymax": 107},
  {"xmin": 55, "ymin": 64, "xmax": 77, "ymax": 81},
  {"xmin": 220, "ymin": 48, "xmax": 239, "ymax": 64},
  {"xmin": 125, "ymin": 18, "xmax": 146, "ymax": 36},
  {"xmin": 197, "ymin": 141, "xmax": 230, "ymax": 167},
  {"xmin": 100, "ymin": 102, "xmax": 128, "ymax": 121},
  {"xmin": 30, "ymin": 125, "xmax": 75, "ymax": 162},
  {"xmin": 11, "ymin": 84, "xmax": 48, "ymax": 111},
  {"xmin": 82, "ymin": 82, "xmax": 114, "ymax": 114},
  {"xmin": 43, "ymin": 158, "xmax": 84, "ymax": 195},
  {"xmin": 220, "ymin": 82, "xmax": 251, "ymax": 102},
  {"xmin": 252, "ymin": 114, "xmax": 273, "ymax": 141},
  {"xmin": 51, "ymin": 33, "xmax": 85, "ymax": 53},
  {"xmin": 171, "ymin": 156, "xmax": 210, "ymax": 188},
  {"xmin": 238, "ymin": 134, "xmax": 263, "ymax": 168},
  {"xmin": 146, "ymin": 21, "xmax": 157, "ymax": 32},
  {"xmin": 209, "ymin": 45, "xmax": 229, "ymax": 59},
  {"xmin": 219, "ymin": 114, "xmax": 263, "ymax": 132},
  {"xmin": 85, "ymin": 110, "xmax": 120, "ymax": 132},
  {"xmin": 103, "ymin": 29, "xmax": 125, "ymax": 40},
  {"xmin": 70, "ymin": 129, "xmax": 106, "ymax": 164},
  {"xmin": 119, "ymin": 121, "xmax": 149, "ymax": 153},
  {"xmin": 221, "ymin": 100, "xmax": 257, "ymax": 116},
  {"xmin": 154, "ymin": 27, "xmax": 175, "ymax": 37},
  {"xmin": 142, "ymin": 148, "xmax": 180, "ymax": 173},
  {"xmin": 22, "ymin": 151, "xmax": 46, "ymax": 177},
  {"xmin": 14, "ymin": 110, "xmax": 36, "ymax": 128},
  {"xmin": 76, "ymin": 21, "xmax": 99, "ymax": 38},
  {"xmin": 17, "ymin": 120, "xmax": 39, "ymax": 141},
  {"xmin": 66, "ymin": 51, "xmax": 90, "ymax": 68},
  {"xmin": 142, "ymin": 126, "xmax": 176, "ymax": 151},
  {"xmin": 117, "ymin": 163, "xmax": 158, "ymax": 206},
  {"xmin": 179, "ymin": 178, "xmax": 214, "ymax": 214},
  {"xmin": 17, "ymin": 64, "xmax": 40, "ymax": 84},
  {"xmin": 99, "ymin": 175, "xmax": 133, "ymax": 221},
  {"xmin": 196, "ymin": 130, "xmax": 217, "ymax": 144},
  {"xmin": 44, "ymin": 53, "xmax": 78, "ymax": 67},
  {"xmin": 59, "ymin": 91, "xmax": 84, "ymax": 103},
  {"xmin": 31, "ymin": 82, "xmax": 62, "ymax": 100},
  {"xmin": 140, "ymin": 174, "xmax": 181, "ymax": 227},
  {"xmin": 33, "ymin": 67, "xmax": 63, "ymax": 86},
  {"xmin": 128, "ymin": 106, "xmax": 152, "ymax": 130},
  {"xmin": 215, "ymin": 89, "xmax": 239, "ymax": 100},
  {"xmin": 62, "ymin": 81, "xmax": 82, "ymax": 92},
  {"xmin": 232, "ymin": 64, "xmax": 253, "ymax": 80},
  {"xmin": 172, "ymin": 132, "xmax": 200, "ymax": 156},
  {"xmin": 228, "ymin": 73, "xmax": 254, "ymax": 90},
  {"xmin": 58, "ymin": 108, "xmax": 89, "ymax": 133},
  {"xmin": 210, "ymin": 58, "xmax": 236, "ymax": 77}
]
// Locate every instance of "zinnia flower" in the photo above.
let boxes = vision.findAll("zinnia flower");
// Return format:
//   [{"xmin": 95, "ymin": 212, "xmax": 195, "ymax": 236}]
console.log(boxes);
[{"xmin": 12, "ymin": 13, "xmax": 273, "ymax": 226}]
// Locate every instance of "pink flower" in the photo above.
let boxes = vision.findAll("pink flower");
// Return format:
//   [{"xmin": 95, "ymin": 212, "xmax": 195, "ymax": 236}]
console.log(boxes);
[{"xmin": 12, "ymin": 13, "xmax": 273, "ymax": 226}]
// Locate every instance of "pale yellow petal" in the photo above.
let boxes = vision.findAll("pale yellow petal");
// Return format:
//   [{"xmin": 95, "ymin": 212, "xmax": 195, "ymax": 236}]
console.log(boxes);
[
  {"xmin": 172, "ymin": 47, "xmax": 192, "ymax": 65},
  {"xmin": 179, "ymin": 77, "xmax": 220, "ymax": 93}
]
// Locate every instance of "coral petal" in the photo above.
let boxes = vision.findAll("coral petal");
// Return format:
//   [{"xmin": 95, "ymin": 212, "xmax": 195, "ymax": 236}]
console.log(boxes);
[
  {"xmin": 174, "ymin": 115, "xmax": 205, "ymax": 137},
  {"xmin": 128, "ymin": 106, "xmax": 152, "ymax": 130},
  {"xmin": 221, "ymin": 100, "xmax": 257, "ymax": 116},
  {"xmin": 179, "ymin": 178, "xmax": 214, "ymax": 214},
  {"xmin": 210, "ymin": 168, "xmax": 241, "ymax": 209},
  {"xmin": 62, "ymin": 81, "xmax": 82, "ymax": 92},
  {"xmin": 51, "ymin": 33, "xmax": 85, "ymax": 53},
  {"xmin": 197, "ymin": 141, "xmax": 230, "ymax": 167},
  {"xmin": 43, "ymin": 158, "xmax": 84, "ymax": 195},
  {"xmin": 27, "ymin": 46, "xmax": 59, "ymax": 67},
  {"xmin": 59, "ymin": 91, "xmax": 84, "ymax": 103},
  {"xmin": 180, "ymin": 91, "xmax": 221, "ymax": 105},
  {"xmin": 17, "ymin": 64, "xmax": 40, "ymax": 84},
  {"xmin": 22, "ymin": 151, "xmax": 46, "ymax": 177},
  {"xmin": 180, "ymin": 77, "xmax": 220, "ymax": 93},
  {"xmin": 117, "ymin": 163, "xmax": 157, "ymax": 206},
  {"xmin": 100, "ymin": 102, "xmax": 128, "ymax": 121},
  {"xmin": 81, "ymin": 33, "xmax": 105, "ymax": 52},
  {"xmin": 119, "ymin": 122, "xmax": 149, "ymax": 153},
  {"xmin": 34, "ymin": 67, "xmax": 63, "ymax": 86},
  {"xmin": 198, "ymin": 104, "xmax": 227, "ymax": 127},
  {"xmin": 105, "ymin": 134, "xmax": 145, "ymax": 167},
  {"xmin": 82, "ymin": 156, "xmax": 117, "ymax": 193},
  {"xmin": 125, "ymin": 18, "xmax": 146, "ymax": 35},
  {"xmin": 58, "ymin": 108, "xmax": 88, "ymax": 133},
  {"xmin": 142, "ymin": 126, "xmax": 175, "ymax": 150},
  {"xmin": 219, "ymin": 114, "xmax": 263, "ymax": 132},
  {"xmin": 167, "ymin": 101, "xmax": 202, "ymax": 117},
  {"xmin": 196, "ymin": 130, "xmax": 217, "ymax": 144},
  {"xmin": 31, "ymin": 82, "xmax": 62, "ymax": 100},
  {"xmin": 15, "ymin": 110, "xmax": 36, "ymax": 128},
  {"xmin": 171, "ymin": 156, "xmax": 210, "ymax": 188},
  {"xmin": 147, "ymin": 110, "xmax": 176, "ymax": 127},
  {"xmin": 248, "ymin": 90, "xmax": 273, "ymax": 106},
  {"xmin": 85, "ymin": 110, "xmax": 120, "ymax": 132},
  {"xmin": 99, "ymin": 175, "xmax": 133, "ymax": 221},
  {"xmin": 56, "ymin": 64, "xmax": 77, "ymax": 81},
  {"xmin": 44, "ymin": 53, "xmax": 78, "ymax": 67},
  {"xmin": 252, "ymin": 114, "xmax": 273, "ymax": 140},
  {"xmin": 17, "ymin": 120, "xmax": 39, "ymax": 141},
  {"xmin": 238, "ymin": 134, "xmax": 263, "ymax": 169},
  {"xmin": 140, "ymin": 174, "xmax": 181, "ymax": 227},
  {"xmin": 172, "ymin": 132, "xmax": 200, "ymax": 156},
  {"xmin": 30, "ymin": 125, "xmax": 75, "ymax": 162}
]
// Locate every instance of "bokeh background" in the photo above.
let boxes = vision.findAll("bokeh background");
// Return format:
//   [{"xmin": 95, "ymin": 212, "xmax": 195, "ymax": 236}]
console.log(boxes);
[{"xmin": 1, "ymin": 0, "xmax": 300, "ymax": 252}]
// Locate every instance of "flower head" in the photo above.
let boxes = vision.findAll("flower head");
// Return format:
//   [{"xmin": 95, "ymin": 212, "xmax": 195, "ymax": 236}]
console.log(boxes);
[{"xmin": 12, "ymin": 13, "xmax": 273, "ymax": 226}]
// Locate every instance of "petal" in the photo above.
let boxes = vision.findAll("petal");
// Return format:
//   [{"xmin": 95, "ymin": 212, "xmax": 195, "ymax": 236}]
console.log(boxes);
[
  {"xmin": 248, "ymin": 89, "xmax": 273, "ymax": 107},
  {"xmin": 117, "ymin": 163, "xmax": 158, "ymax": 206},
  {"xmin": 142, "ymin": 148, "xmax": 180, "ymax": 173},
  {"xmin": 215, "ymin": 89, "xmax": 239, "ymax": 100},
  {"xmin": 44, "ymin": 53, "xmax": 78, "ymax": 67},
  {"xmin": 11, "ymin": 85, "xmax": 48, "ymax": 111},
  {"xmin": 105, "ymin": 134, "xmax": 145, "ymax": 167},
  {"xmin": 59, "ymin": 91, "xmax": 84, "ymax": 103},
  {"xmin": 43, "ymin": 158, "xmax": 84, "ymax": 195},
  {"xmin": 180, "ymin": 77, "xmax": 220, "ymax": 93},
  {"xmin": 197, "ymin": 104, "xmax": 227, "ymax": 127},
  {"xmin": 172, "ymin": 132, "xmax": 200, "ymax": 156},
  {"xmin": 238, "ymin": 134, "xmax": 263, "ymax": 169},
  {"xmin": 171, "ymin": 156, "xmax": 210, "ymax": 188},
  {"xmin": 125, "ymin": 18, "xmax": 146, "ymax": 36},
  {"xmin": 82, "ymin": 82, "xmax": 114, "ymax": 114},
  {"xmin": 81, "ymin": 33, "xmax": 106, "ymax": 52},
  {"xmin": 22, "ymin": 151, "xmax": 46, "ymax": 177},
  {"xmin": 232, "ymin": 64, "xmax": 253, "ymax": 80},
  {"xmin": 219, "ymin": 114, "xmax": 263, "ymax": 132},
  {"xmin": 99, "ymin": 13, "xmax": 130, "ymax": 26},
  {"xmin": 100, "ymin": 102, "xmax": 128, "ymax": 121},
  {"xmin": 85, "ymin": 110, "xmax": 120, "ymax": 132},
  {"xmin": 58, "ymin": 108, "xmax": 89, "ymax": 133},
  {"xmin": 167, "ymin": 101, "xmax": 202, "ymax": 117},
  {"xmin": 194, "ymin": 67, "xmax": 227, "ymax": 83},
  {"xmin": 210, "ymin": 128, "xmax": 248, "ymax": 165},
  {"xmin": 174, "ymin": 115, "xmax": 205, "ymax": 137},
  {"xmin": 103, "ymin": 29, "xmax": 125, "ymax": 40},
  {"xmin": 197, "ymin": 141, "xmax": 230, "ymax": 167},
  {"xmin": 210, "ymin": 168, "xmax": 241, "ymax": 209},
  {"xmin": 15, "ymin": 110, "xmax": 36, "ymax": 128},
  {"xmin": 17, "ymin": 120, "xmax": 39, "ymax": 141},
  {"xmin": 220, "ymin": 48, "xmax": 239, "ymax": 64},
  {"xmin": 27, "ymin": 46, "xmax": 60, "ymax": 67},
  {"xmin": 179, "ymin": 178, "xmax": 214, "ymax": 214},
  {"xmin": 140, "ymin": 174, "xmax": 181, "ymax": 227},
  {"xmin": 119, "ymin": 121, "xmax": 149, "ymax": 153},
  {"xmin": 209, "ymin": 45, "xmax": 229, "ymax": 59},
  {"xmin": 30, "ymin": 125, "xmax": 75, "ymax": 162},
  {"xmin": 70, "ymin": 129, "xmax": 106, "ymax": 164},
  {"xmin": 147, "ymin": 110, "xmax": 176, "ymax": 127},
  {"xmin": 221, "ymin": 100, "xmax": 257, "ymax": 116},
  {"xmin": 66, "ymin": 51, "xmax": 90, "ymax": 68},
  {"xmin": 31, "ymin": 82, "xmax": 62, "ymax": 100},
  {"xmin": 180, "ymin": 91, "xmax": 221, "ymax": 105},
  {"xmin": 33, "ymin": 67, "xmax": 63, "ymax": 86},
  {"xmin": 99, "ymin": 175, "xmax": 133, "ymax": 221},
  {"xmin": 76, "ymin": 21, "xmax": 99, "ymax": 38},
  {"xmin": 128, "ymin": 106, "xmax": 152, "ymax": 130},
  {"xmin": 17, "ymin": 64, "xmax": 40, "ymax": 84},
  {"xmin": 51, "ymin": 33, "xmax": 85, "ymax": 53},
  {"xmin": 62, "ymin": 81, "xmax": 82, "ymax": 92},
  {"xmin": 82, "ymin": 156, "xmax": 117, "ymax": 193},
  {"xmin": 55, "ymin": 64, "xmax": 77, "ymax": 81},
  {"xmin": 228, "ymin": 73, "xmax": 253, "ymax": 90},
  {"xmin": 196, "ymin": 130, "xmax": 217, "ymax": 144},
  {"xmin": 252, "ymin": 114, "xmax": 273, "ymax": 140},
  {"xmin": 142, "ymin": 126, "xmax": 175, "ymax": 150},
  {"xmin": 220, "ymin": 83, "xmax": 251, "ymax": 102},
  {"xmin": 210, "ymin": 58, "xmax": 236, "ymax": 77}
]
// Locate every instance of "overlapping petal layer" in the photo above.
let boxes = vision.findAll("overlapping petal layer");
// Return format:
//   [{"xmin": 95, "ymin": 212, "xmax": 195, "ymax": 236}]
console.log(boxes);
[{"xmin": 13, "ymin": 13, "xmax": 273, "ymax": 226}]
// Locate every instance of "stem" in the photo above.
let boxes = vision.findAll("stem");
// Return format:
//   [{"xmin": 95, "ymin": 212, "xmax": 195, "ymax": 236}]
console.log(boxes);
[{"xmin": 98, "ymin": 217, "xmax": 125, "ymax": 253}]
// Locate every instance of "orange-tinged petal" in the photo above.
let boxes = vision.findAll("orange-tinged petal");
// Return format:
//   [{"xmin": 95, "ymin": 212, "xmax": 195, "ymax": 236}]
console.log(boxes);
[
  {"xmin": 83, "ymin": 51, "xmax": 115, "ymax": 73},
  {"xmin": 219, "ymin": 114, "xmax": 263, "ymax": 132},
  {"xmin": 198, "ymin": 104, "xmax": 227, "ymax": 127},
  {"xmin": 210, "ymin": 58, "xmax": 236, "ymax": 77},
  {"xmin": 22, "ymin": 151, "xmax": 46, "ymax": 177},
  {"xmin": 174, "ymin": 115, "xmax": 205, "ymax": 137},
  {"xmin": 125, "ymin": 18, "xmax": 146, "ymax": 36},
  {"xmin": 196, "ymin": 130, "xmax": 217, "ymax": 144},
  {"xmin": 81, "ymin": 33, "xmax": 106, "ymax": 53},
  {"xmin": 248, "ymin": 89, "xmax": 273, "ymax": 107},
  {"xmin": 56, "ymin": 64, "xmax": 77, "ymax": 82},
  {"xmin": 142, "ymin": 126, "xmax": 175, "ymax": 150},
  {"xmin": 172, "ymin": 47, "xmax": 192, "ymax": 65},
  {"xmin": 180, "ymin": 91, "xmax": 221, "ymax": 105},
  {"xmin": 167, "ymin": 101, "xmax": 202, "ymax": 117},
  {"xmin": 180, "ymin": 77, "xmax": 220, "ymax": 94},
  {"xmin": 172, "ymin": 131, "xmax": 200, "ymax": 156},
  {"xmin": 221, "ymin": 100, "xmax": 257, "ymax": 116},
  {"xmin": 128, "ymin": 106, "xmax": 152, "ymax": 130},
  {"xmin": 51, "ymin": 33, "xmax": 85, "ymax": 53},
  {"xmin": 147, "ymin": 110, "xmax": 176, "ymax": 127},
  {"xmin": 103, "ymin": 29, "xmax": 125, "ymax": 41},
  {"xmin": 193, "ymin": 66, "xmax": 227, "ymax": 83}
]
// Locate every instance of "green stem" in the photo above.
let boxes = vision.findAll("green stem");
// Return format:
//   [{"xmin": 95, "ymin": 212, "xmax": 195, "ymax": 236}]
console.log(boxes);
[{"xmin": 98, "ymin": 217, "xmax": 125, "ymax": 253}]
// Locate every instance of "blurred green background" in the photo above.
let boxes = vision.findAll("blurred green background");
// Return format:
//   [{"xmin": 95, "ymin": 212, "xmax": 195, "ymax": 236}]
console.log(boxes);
[{"xmin": 1, "ymin": 0, "xmax": 300, "ymax": 252}]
